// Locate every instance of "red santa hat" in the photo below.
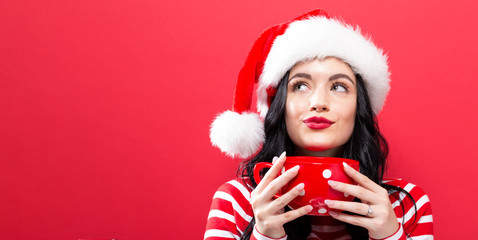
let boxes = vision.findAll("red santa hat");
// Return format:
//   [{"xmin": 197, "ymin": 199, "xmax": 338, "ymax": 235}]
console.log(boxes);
[{"xmin": 210, "ymin": 9, "xmax": 390, "ymax": 159}]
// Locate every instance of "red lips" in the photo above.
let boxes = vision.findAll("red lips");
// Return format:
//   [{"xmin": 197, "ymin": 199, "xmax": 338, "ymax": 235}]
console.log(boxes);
[{"xmin": 303, "ymin": 117, "xmax": 334, "ymax": 129}]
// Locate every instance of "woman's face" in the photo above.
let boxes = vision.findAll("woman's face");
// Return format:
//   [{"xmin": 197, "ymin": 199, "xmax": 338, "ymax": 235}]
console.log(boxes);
[{"xmin": 285, "ymin": 57, "xmax": 357, "ymax": 157}]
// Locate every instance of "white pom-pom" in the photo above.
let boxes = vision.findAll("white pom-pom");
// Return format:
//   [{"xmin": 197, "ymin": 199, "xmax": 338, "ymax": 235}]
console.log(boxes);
[{"xmin": 210, "ymin": 111, "xmax": 264, "ymax": 159}]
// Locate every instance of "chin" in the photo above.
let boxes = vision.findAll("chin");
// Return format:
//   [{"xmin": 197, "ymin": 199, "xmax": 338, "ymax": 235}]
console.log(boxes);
[
  {"xmin": 304, "ymin": 145, "xmax": 333, "ymax": 152},
  {"xmin": 299, "ymin": 143, "xmax": 344, "ymax": 157}
]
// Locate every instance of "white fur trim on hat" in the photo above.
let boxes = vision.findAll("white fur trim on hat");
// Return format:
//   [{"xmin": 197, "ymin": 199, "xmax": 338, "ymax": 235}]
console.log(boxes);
[
  {"xmin": 256, "ymin": 16, "xmax": 390, "ymax": 118},
  {"xmin": 210, "ymin": 110, "xmax": 264, "ymax": 159}
]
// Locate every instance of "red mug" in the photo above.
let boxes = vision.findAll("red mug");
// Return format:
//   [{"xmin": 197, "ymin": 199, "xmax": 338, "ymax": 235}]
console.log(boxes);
[{"xmin": 253, "ymin": 156, "xmax": 359, "ymax": 216}]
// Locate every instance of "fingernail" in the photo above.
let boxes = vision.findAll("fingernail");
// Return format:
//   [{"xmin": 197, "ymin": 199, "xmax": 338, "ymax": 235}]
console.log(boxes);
[
  {"xmin": 324, "ymin": 199, "xmax": 333, "ymax": 206},
  {"xmin": 296, "ymin": 183, "xmax": 304, "ymax": 190},
  {"xmin": 328, "ymin": 180, "xmax": 337, "ymax": 187},
  {"xmin": 343, "ymin": 162, "xmax": 349, "ymax": 168},
  {"xmin": 305, "ymin": 205, "xmax": 313, "ymax": 212},
  {"xmin": 279, "ymin": 151, "xmax": 286, "ymax": 159},
  {"xmin": 296, "ymin": 183, "xmax": 305, "ymax": 196},
  {"xmin": 290, "ymin": 165, "xmax": 300, "ymax": 172},
  {"xmin": 272, "ymin": 156, "xmax": 278, "ymax": 164},
  {"xmin": 329, "ymin": 211, "xmax": 338, "ymax": 217}
]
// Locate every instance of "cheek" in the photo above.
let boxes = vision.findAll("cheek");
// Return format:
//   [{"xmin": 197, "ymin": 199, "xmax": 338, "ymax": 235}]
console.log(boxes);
[
  {"xmin": 342, "ymin": 103, "xmax": 357, "ymax": 134},
  {"xmin": 285, "ymin": 97, "xmax": 303, "ymax": 137},
  {"xmin": 285, "ymin": 97, "xmax": 303, "ymax": 124},
  {"xmin": 332, "ymin": 96, "xmax": 357, "ymax": 134}
]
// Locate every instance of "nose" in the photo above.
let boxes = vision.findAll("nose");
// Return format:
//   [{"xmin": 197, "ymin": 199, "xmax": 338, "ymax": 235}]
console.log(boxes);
[
  {"xmin": 310, "ymin": 103, "xmax": 329, "ymax": 112},
  {"xmin": 309, "ymin": 90, "xmax": 330, "ymax": 112}
]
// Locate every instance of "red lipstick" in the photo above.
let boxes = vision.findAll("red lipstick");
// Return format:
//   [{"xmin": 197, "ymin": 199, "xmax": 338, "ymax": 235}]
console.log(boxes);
[{"xmin": 303, "ymin": 117, "xmax": 334, "ymax": 129}]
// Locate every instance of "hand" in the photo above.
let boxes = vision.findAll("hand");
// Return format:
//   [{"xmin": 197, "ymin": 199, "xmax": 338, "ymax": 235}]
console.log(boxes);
[
  {"xmin": 250, "ymin": 152, "xmax": 313, "ymax": 238},
  {"xmin": 324, "ymin": 162, "xmax": 399, "ymax": 239}
]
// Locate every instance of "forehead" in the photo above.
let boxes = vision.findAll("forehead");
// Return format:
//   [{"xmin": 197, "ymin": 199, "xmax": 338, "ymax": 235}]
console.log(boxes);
[{"xmin": 289, "ymin": 57, "xmax": 355, "ymax": 76}]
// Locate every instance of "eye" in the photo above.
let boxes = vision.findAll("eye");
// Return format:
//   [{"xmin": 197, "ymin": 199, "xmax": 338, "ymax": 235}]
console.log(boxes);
[
  {"xmin": 331, "ymin": 83, "xmax": 348, "ymax": 92},
  {"xmin": 291, "ymin": 81, "xmax": 310, "ymax": 92}
]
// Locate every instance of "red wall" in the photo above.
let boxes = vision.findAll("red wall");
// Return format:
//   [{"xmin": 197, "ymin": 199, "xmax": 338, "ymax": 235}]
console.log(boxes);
[{"xmin": 1, "ymin": 1, "xmax": 477, "ymax": 239}]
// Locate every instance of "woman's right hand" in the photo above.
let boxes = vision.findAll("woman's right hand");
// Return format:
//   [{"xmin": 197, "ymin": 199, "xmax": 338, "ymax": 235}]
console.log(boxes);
[{"xmin": 250, "ymin": 151, "xmax": 313, "ymax": 238}]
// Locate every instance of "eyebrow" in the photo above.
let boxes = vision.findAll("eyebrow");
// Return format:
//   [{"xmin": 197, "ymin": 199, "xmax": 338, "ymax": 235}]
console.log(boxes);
[
  {"xmin": 288, "ymin": 73, "xmax": 312, "ymax": 81},
  {"xmin": 289, "ymin": 73, "xmax": 355, "ymax": 86},
  {"xmin": 329, "ymin": 73, "xmax": 355, "ymax": 86}
]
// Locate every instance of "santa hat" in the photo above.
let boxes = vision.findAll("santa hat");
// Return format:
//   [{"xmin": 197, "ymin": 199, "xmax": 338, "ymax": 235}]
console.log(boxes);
[{"xmin": 210, "ymin": 9, "xmax": 390, "ymax": 159}]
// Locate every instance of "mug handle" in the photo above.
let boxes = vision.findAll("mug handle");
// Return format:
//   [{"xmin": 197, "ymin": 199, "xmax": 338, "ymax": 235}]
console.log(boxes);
[{"xmin": 253, "ymin": 162, "xmax": 282, "ymax": 198}]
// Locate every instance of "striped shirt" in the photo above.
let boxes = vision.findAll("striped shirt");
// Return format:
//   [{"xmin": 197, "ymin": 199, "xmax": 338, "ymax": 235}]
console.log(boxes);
[{"xmin": 204, "ymin": 178, "xmax": 433, "ymax": 240}]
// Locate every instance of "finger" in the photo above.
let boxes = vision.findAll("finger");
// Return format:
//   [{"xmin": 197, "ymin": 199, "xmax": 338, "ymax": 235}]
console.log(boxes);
[
  {"xmin": 328, "ymin": 180, "xmax": 376, "ymax": 204},
  {"xmin": 328, "ymin": 211, "xmax": 372, "ymax": 229},
  {"xmin": 255, "ymin": 152, "xmax": 286, "ymax": 193},
  {"xmin": 266, "ymin": 183, "xmax": 305, "ymax": 213},
  {"xmin": 261, "ymin": 164, "xmax": 300, "ymax": 200},
  {"xmin": 324, "ymin": 199, "xmax": 370, "ymax": 216},
  {"xmin": 277, "ymin": 204, "xmax": 313, "ymax": 225},
  {"xmin": 343, "ymin": 162, "xmax": 383, "ymax": 193}
]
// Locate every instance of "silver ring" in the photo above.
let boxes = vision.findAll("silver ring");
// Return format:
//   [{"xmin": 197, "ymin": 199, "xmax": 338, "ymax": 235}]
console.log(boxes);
[{"xmin": 366, "ymin": 204, "xmax": 373, "ymax": 216}]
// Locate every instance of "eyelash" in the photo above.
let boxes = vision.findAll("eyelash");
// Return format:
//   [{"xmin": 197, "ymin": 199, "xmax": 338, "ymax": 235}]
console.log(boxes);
[
  {"xmin": 291, "ymin": 81, "xmax": 308, "ymax": 91},
  {"xmin": 331, "ymin": 82, "xmax": 349, "ymax": 92},
  {"xmin": 290, "ymin": 81, "xmax": 349, "ymax": 92}
]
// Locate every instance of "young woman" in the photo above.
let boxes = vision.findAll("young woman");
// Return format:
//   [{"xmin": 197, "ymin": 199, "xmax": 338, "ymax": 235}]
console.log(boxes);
[{"xmin": 205, "ymin": 9, "xmax": 433, "ymax": 240}]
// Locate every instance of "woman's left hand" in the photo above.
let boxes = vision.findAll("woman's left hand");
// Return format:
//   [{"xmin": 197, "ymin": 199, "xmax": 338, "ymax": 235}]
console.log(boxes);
[{"xmin": 324, "ymin": 162, "xmax": 399, "ymax": 239}]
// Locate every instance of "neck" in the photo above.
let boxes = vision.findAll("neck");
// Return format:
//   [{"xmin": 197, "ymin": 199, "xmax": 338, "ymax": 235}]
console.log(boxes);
[{"xmin": 294, "ymin": 146, "xmax": 344, "ymax": 157}]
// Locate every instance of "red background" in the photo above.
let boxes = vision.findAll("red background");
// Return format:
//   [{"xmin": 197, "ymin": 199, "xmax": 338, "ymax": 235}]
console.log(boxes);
[{"xmin": 1, "ymin": 1, "xmax": 477, "ymax": 239}]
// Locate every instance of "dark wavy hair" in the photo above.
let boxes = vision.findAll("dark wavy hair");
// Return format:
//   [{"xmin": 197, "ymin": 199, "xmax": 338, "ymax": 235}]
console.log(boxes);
[{"xmin": 238, "ymin": 71, "xmax": 417, "ymax": 240}]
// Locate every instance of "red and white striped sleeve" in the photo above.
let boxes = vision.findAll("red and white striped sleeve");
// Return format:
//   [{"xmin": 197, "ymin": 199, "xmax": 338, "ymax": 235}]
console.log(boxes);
[
  {"xmin": 375, "ymin": 178, "xmax": 434, "ymax": 240},
  {"xmin": 204, "ymin": 179, "xmax": 255, "ymax": 240}
]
